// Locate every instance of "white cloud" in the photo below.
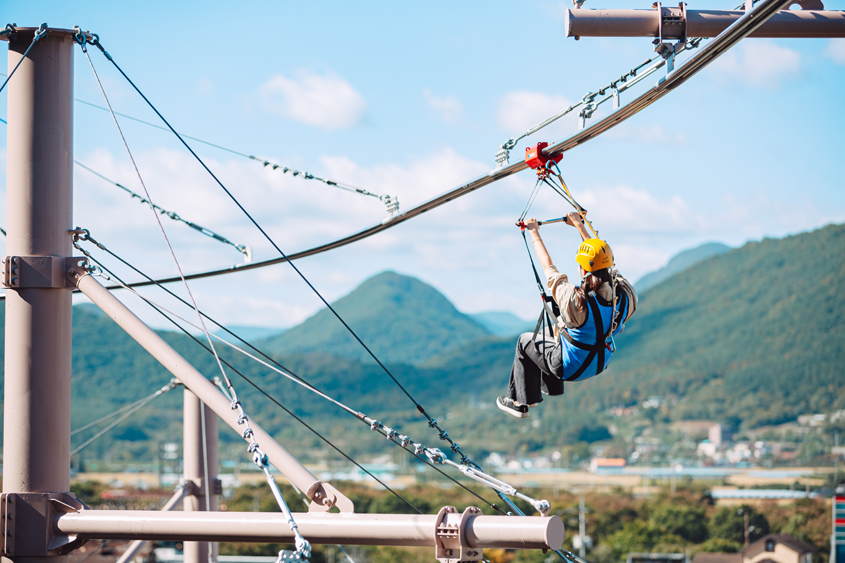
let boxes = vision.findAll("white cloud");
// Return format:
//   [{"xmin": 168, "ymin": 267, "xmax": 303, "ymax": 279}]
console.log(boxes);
[
  {"xmin": 711, "ymin": 40, "xmax": 800, "ymax": 88},
  {"xmin": 423, "ymin": 90, "xmax": 463, "ymax": 124},
  {"xmin": 259, "ymin": 70, "xmax": 367, "ymax": 130},
  {"xmin": 576, "ymin": 185, "xmax": 702, "ymax": 235},
  {"xmin": 497, "ymin": 90, "xmax": 574, "ymax": 133},
  {"xmin": 826, "ymin": 39, "xmax": 845, "ymax": 65}
]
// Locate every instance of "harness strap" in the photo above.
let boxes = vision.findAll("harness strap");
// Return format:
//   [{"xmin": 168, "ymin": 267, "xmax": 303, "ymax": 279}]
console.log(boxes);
[{"xmin": 561, "ymin": 292, "xmax": 608, "ymax": 381}]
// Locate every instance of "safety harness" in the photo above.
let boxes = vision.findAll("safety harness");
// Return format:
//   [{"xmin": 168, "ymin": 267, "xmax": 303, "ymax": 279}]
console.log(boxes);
[
  {"xmin": 560, "ymin": 289, "xmax": 628, "ymax": 380},
  {"xmin": 516, "ymin": 142, "xmax": 623, "ymax": 379}
]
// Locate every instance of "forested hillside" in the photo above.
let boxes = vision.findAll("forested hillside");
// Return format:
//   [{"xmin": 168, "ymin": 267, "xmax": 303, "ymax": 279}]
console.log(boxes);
[
  {"xmin": 260, "ymin": 271, "xmax": 491, "ymax": 365},
  {"xmin": 0, "ymin": 223, "xmax": 842, "ymax": 462}
]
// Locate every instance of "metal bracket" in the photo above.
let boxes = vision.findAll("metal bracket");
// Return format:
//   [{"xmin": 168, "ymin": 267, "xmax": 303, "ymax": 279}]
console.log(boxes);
[
  {"xmin": 0, "ymin": 493, "xmax": 89, "ymax": 556},
  {"xmin": 2, "ymin": 256, "xmax": 80, "ymax": 289},
  {"xmin": 308, "ymin": 482, "xmax": 354, "ymax": 514},
  {"xmin": 653, "ymin": 3, "xmax": 687, "ymax": 73},
  {"xmin": 434, "ymin": 506, "xmax": 483, "ymax": 563},
  {"xmin": 494, "ymin": 146, "xmax": 511, "ymax": 168}
]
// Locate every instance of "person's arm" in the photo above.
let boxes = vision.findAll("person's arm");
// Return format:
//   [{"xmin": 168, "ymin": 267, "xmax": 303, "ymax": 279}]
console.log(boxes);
[
  {"xmin": 566, "ymin": 211, "xmax": 591, "ymax": 241},
  {"xmin": 525, "ymin": 218, "xmax": 553, "ymax": 270}
]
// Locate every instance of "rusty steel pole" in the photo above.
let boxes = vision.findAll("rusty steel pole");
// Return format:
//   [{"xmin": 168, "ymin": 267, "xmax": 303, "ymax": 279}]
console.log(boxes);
[
  {"xmin": 183, "ymin": 391, "xmax": 219, "ymax": 563},
  {"xmin": 3, "ymin": 26, "xmax": 75, "ymax": 563}
]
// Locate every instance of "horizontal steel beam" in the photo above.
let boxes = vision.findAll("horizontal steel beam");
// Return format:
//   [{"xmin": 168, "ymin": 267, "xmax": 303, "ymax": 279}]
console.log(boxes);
[
  {"xmin": 70, "ymin": 265, "xmax": 352, "ymax": 513},
  {"xmin": 566, "ymin": 8, "xmax": 845, "ymax": 38},
  {"xmin": 543, "ymin": 0, "xmax": 793, "ymax": 160},
  {"xmin": 54, "ymin": 510, "xmax": 565, "ymax": 550}
]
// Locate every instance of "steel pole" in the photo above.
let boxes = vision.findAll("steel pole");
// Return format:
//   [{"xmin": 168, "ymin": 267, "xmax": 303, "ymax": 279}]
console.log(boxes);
[
  {"xmin": 69, "ymin": 269, "xmax": 351, "ymax": 512},
  {"xmin": 3, "ymin": 26, "xmax": 74, "ymax": 563},
  {"xmin": 565, "ymin": 8, "xmax": 845, "ymax": 38},
  {"xmin": 183, "ymin": 390, "xmax": 218, "ymax": 563},
  {"xmin": 54, "ymin": 510, "xmax": 565, "ymax": 550}
]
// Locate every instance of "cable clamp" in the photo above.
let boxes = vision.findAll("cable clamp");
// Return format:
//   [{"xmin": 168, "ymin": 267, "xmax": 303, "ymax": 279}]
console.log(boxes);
[
  {"xmin": 494, "ymin": 146, "xmax": 511, "ymax": 168},
  {"xmin": 369, "ymin": 420, "xmax": 380, "ymax": 432},
  {"xmin": 398, "ymin": 434, "xmax": 411, "ymax": 447},
  {"xmin": 413, "ymin": 443, "xmax": 425, "ymax": 456},
  {"xmin": 0, "ymin": 24, "xmax": 17, "ymax": 39},
  {"xmin": 33, "ymin": 23, "xmax": 48, "ymax": 42}
]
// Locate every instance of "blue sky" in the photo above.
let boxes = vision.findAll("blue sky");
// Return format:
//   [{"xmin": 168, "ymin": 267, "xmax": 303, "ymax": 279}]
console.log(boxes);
[{"xmin": 2, "ymin": 1, "xmax": 844, "ymax": 330}]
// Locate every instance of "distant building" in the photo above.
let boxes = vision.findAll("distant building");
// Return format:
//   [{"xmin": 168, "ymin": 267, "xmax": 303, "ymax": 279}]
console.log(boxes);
[
  {"xmin": 698, "ymin": 440, "xmax": 718, "ymax": 458},
  {"xmin": 709, "ymin": 425, "xmax": 733, "ymax": 446},
  {"xmin": 692, "ymin": 534, "xmax": 817, "ymax": 563},
  {"xmin": 590, "ymin": 458, "xmax": 626, "ymax": 473}
]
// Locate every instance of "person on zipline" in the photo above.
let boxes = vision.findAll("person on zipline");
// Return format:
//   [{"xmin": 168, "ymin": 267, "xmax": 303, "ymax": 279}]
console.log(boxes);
[{"xmin": 497, "ymin": 211, "xmax": 637, "ymax": 418}]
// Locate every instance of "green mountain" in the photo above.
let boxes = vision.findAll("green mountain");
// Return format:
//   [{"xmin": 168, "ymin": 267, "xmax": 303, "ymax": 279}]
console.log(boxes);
[
  {"xmin": 1, "ymin": 225, "xmax": 843, "ymax": 464},
  {"xmin": 469, "ymin": 311, "xmax": 533, "ymax": 337},
  {"xmin": 589, "ymin": 223, "xmax": 845, "ymax": 428},
  {"xmin": 636, "ymin": 242, "xmax": 730, "ymax": 292},
  {"xmin": 259, "ymin": 271, "xmax": 491, "ymax": 365}
]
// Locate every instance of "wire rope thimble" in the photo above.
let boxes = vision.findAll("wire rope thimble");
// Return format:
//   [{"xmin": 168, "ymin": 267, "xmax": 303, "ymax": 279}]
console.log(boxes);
[{"xmin": 72, "ymin": 26, "xmax": 87, "ymax": 47}]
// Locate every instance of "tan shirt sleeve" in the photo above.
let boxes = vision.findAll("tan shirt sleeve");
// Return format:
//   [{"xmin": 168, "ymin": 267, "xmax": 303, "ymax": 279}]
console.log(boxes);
[{"xmin": 544, "ymin": 265, "xmax": 588, "ymax": 330}]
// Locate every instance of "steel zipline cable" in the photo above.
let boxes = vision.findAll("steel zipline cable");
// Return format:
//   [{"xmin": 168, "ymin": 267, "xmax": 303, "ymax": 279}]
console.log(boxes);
[
  {"xmin": 71, "ymin": 379, "xmax": 180, "ymax": 456},
  {"xmin": 73, "ymin": 160, "xmax": 253, "ymax": 261},
  {"xmin": 67, "ymin": 4, "xmax": 789, "ymax": 523},
  {"xmin": 0, "ymin": 0, "xmax": 778, "ymax": 302},
  {"xmin": 81, "ymin": 34, "xmax": 489, "ymax": 479},
  {"xmin": 76, "ymin": 31, "xmax": 312, "ymax": 560},
  {"xmin": 71, "ymin": 231, "xmax": 507, "ymax": 515},
  {"xmin": 0, "ymin": 23, "xmax": 47, "ymax": 95},
  {"xmin": 0, "ymin": 72, "xmax": 399, "ymax": 215}
]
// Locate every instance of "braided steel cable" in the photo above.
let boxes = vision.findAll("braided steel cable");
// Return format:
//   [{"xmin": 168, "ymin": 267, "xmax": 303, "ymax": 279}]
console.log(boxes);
[
  {"xmin": 87, "ymin": 36, "xmax": 486, "ymax": 475},
  {"xmin": 76, "ymin": 31, "xmax": 311, "ymax": 560},
  {"xmin": 0, "ymin": 23, "xmax": 48, "ymax": 95},
  {"xmin": 75, "ymin": 160, "xmax": 253, "ymax": 261},
  {"xmin": 73, "ymin": 232, "xmax": 508, "ymax": 514}
]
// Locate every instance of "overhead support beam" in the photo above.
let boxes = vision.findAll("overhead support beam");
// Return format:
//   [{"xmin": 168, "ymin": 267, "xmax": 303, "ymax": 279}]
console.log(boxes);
[
  {"xmin": 114, "ymin": 484, "xmax": 194, "ymax": 563},
  {"xmin": 565, "ymin": 7, "xmax": 845, "ymax": 38},
  {"xmin": 69, "ymin": 264, "xmax": 353, "ymax": 514},
  {"xmin": 53, "ymin": 509, "xmax": 565, "ymax": 551},
  {"xmin": 537, "ymin": 0, "xmax": 795, "ymax": 162}
]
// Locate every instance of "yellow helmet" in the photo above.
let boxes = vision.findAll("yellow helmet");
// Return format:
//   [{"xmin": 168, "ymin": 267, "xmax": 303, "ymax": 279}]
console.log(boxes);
[{"xmin": 576, "ymin": 238, "xmax": 614, "ymax": 272}]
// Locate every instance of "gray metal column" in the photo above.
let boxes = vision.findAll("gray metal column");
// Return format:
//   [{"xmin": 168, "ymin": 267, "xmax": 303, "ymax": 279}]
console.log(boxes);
[
  {"xmin": 183, "ymin": 390, "xmax": 218, "ymax": 563},
  {"xmin": 3, "ymin": 26, "xmax": 74, "ymax": 563}
]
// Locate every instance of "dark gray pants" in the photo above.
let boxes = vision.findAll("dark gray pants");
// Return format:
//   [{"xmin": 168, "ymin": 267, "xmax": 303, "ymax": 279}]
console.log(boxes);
[{"xmin": 507, "ymin": 330, "xmax": 564, "ymax": 406}]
